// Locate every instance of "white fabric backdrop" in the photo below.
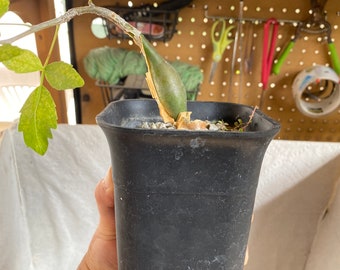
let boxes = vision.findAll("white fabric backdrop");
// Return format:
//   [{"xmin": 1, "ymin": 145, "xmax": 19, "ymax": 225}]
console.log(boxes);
[{"xmin": 0, "ymin": 124, "xmax": 110, "ymax": 270}]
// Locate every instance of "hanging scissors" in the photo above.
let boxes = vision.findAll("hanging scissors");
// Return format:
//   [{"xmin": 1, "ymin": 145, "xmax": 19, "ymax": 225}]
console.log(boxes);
[
  {"xmin": 209, "ymin": 20, "xmax": 234, "ymax": 83},
  {"xmin": 259, "ymin": 18, "xmax": 279, "ymax": 109}
]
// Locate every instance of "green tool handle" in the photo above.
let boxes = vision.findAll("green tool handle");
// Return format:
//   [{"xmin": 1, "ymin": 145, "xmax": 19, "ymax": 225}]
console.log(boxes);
[
  {"xmin": 328, "ymin": 42, "xmax": 340, "ymax": 75},
  {"xmin": 272, "ymin": 41, "xmax": 295, "ymax": 75}
]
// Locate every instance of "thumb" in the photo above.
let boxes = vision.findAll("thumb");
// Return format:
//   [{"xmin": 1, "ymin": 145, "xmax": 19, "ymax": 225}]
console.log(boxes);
[
  {"xmin": 95, "ymin": 167, "xmax": 116, "ymax": 238},
  {"xmin": 77, "ymin": 168, "xmax": 117, "ymax": 270}
]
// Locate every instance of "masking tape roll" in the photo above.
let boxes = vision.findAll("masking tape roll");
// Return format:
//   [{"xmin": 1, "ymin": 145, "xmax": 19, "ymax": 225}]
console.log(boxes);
[{"xmin": 292, "ymin": 65, "xmax": 340, "ymax": 117}]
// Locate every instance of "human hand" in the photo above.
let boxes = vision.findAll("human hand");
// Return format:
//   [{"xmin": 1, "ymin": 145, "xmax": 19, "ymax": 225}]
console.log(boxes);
[{"xmin": 77, "ymin": 167, "xmax": 117, "ymax": 270}]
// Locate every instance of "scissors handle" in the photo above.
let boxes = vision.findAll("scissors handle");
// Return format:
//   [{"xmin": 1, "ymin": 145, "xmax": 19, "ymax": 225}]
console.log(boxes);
[
  {"xmin": 261, "ymin": 18, "xmax": 279, "ymax": 90},
  {"xmin": 211, "ymin": 19, "xmax": 225, "ymax": 43},
  {"xmin": 211, "ymin": 20, "xmax": 234, "ymax": 62}
]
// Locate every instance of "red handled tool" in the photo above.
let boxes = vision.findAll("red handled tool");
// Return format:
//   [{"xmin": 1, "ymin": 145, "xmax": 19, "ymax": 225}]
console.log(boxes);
[{"xmin": 260, "ymin": 18, "xmax": 279, "ymax": 109}]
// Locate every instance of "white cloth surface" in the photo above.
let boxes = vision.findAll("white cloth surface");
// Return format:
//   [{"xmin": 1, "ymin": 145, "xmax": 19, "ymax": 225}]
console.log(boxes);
[
  {"xmin": 0, "ymin": 124, "xmax": 110, "ymax": 270},
  {"xmin": 246, "ymin": 140, "xmax": 340, "ymax": 270},
  {"xmin": 0, "ymin": 124, "xmax": 340, "ymax": 270},
  {"xmin": 304, "ymin": 173, "xmax": 340, "ymax": 270}
]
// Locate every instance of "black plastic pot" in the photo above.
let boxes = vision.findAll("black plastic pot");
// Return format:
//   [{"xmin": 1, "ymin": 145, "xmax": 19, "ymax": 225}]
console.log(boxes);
[{"xmin": 96, "ymin": 100, "xmax": 280, "ymax": 270}]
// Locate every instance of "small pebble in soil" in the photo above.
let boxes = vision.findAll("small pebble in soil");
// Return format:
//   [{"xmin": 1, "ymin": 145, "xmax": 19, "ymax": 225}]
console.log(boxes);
[
  {"xmin": 140, "ymin": 120, "xmax": 240, "ymax": 131},
  {"xmin": 140, "ymin": 121, "xmax": 176, "ymax": 129}
]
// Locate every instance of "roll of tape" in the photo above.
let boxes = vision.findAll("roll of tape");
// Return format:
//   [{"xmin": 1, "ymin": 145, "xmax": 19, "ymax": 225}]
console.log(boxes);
[{"xmin": 292, "ymin": 65, "xmax": 340, "ymax": 117}]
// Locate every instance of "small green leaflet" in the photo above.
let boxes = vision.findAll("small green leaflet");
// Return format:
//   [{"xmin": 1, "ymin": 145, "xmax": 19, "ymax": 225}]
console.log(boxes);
[
  {"xmin": 0, "ymin": 0, "xmax": 9, "ymax": 18},
  {"xmin": 0, "ymin": 44, "xmax": 23, "ymax": 61},
  {"xmin": 18, "ymin": 86, "xmax": 58, "ymax": 155},
  {"xmin": 0, "ymin": 44, "xmax": 43, "ymax": 73},
  {"xmin": 45, "ymin": 61, "xmax": 84, "ymax": 90}
]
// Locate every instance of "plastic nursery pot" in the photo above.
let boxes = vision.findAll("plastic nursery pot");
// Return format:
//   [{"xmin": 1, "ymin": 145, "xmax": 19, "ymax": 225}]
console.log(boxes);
[{"xmin": 96, "ymin": 100, "xmax": 280, "ymax": 270}]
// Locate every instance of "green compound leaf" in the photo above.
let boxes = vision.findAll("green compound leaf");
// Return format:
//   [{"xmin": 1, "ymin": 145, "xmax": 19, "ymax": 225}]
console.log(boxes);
[
  {"xmin": 0, "ymin": 0, "xmax": 9, "ymax": 18},
  {"xmin": 45, "ymin": 61, "xmax": 84, "ymax": 90},
  {"xmin": 18, "ymin": 86, "xmax": 58, "ymax": 155},
  {"xmin": 0, "ymin": 44, "xmax": 43, "ymax": 73}
]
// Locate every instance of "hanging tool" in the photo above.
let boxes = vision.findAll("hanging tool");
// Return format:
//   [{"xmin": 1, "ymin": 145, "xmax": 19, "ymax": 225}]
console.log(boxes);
[
  {"xmin": 272, "ymin": 0, "xmax": 340, "ymax": 75},
  {"xmin": 228, "ymin": 0, "xmax": 244, "ymax": 102},
  {"xmin": 244, "ymin": 23, "xmax": 255, "ymax": 75},
  {"xmin": 259, "ymin": 18, "xmax": 279, "ymax": 109},
  {"xmin": 208, "ymin": 19, "xmax": 234, "ymax": 83}
]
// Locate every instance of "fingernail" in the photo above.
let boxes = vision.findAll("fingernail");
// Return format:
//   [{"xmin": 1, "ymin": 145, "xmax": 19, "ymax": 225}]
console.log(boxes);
[{"xmin": 103, "ymin": 167, "xmax": 113, "ymax": 190}]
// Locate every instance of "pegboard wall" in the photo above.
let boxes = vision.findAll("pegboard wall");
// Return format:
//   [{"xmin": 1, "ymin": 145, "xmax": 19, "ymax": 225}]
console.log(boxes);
[{"xmin": 72, "ymin": 0, "xmax": 340, "ymax": 141}]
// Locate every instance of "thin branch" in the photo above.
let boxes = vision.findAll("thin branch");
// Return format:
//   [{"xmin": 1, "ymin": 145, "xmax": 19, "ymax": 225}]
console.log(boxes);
[
  {"xmin": 241, "ymin": 106, "xmax": 258, "ymax": 131},
  {"xmin": 0, "ymin": 3, "xmax": 142, "ymax": 48}
]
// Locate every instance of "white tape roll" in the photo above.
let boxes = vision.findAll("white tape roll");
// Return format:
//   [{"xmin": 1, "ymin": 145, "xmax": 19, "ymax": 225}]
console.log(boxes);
[{"xmin": 292, "ymin": 65, "xmax": 340, "ymax": 117}]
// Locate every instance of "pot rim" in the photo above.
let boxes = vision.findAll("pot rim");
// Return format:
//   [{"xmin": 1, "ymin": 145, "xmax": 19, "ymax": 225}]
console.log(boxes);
[{"xmin": 96, "ymin": 99, "xmax": 280, "ymax": 138}]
